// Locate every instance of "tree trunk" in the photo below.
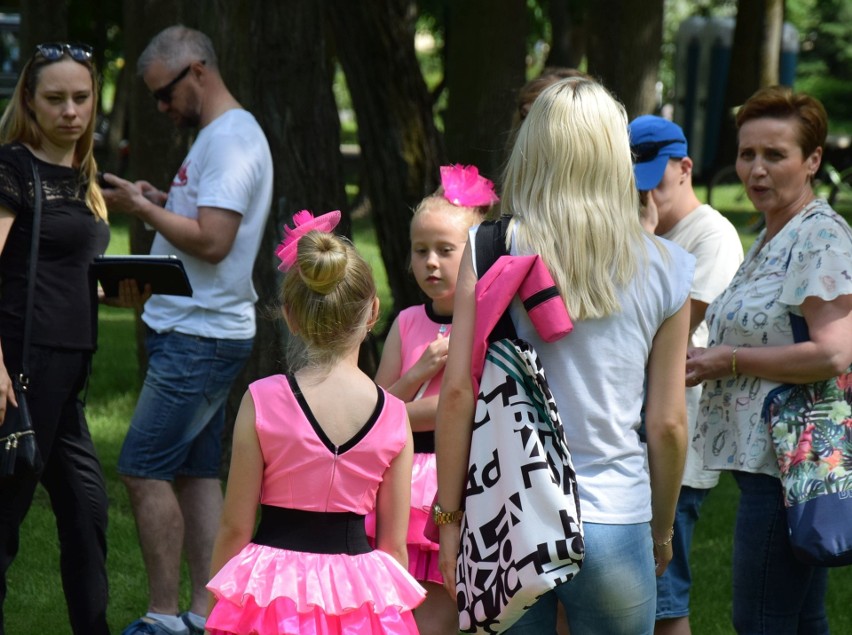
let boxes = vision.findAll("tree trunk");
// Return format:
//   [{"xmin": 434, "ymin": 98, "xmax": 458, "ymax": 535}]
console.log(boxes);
[
  {"xmin": 198, "ymin": 1, "xmax": 347, "ymax": 466},
  {"xmin": 546, "ymin": 0, "xmax": 588, "ymax": 69},
  {"xmin": 122, "ymin": 0, "xmax": 191, "ymax": 376},
  {"xmin": 717, "ymin": 0, "xmax": 778, "ymax": 176},
  {"xmin": 443, "ymin": 0, "xmax": 527, "ymax": 182},
  {"xmin": 20, "ymin": 0, "xmax": 67, "ymax": 53},
  {"xmin": 585, "ymin": 0, "xmax": 663, "ymax": 119},
  {"xmin": 327, "ymin": 0, "xmax": 446, "ymax": 317},
  {"xmin": 761, "ymin": 0, "xmax": 784, "ymax": 87}
]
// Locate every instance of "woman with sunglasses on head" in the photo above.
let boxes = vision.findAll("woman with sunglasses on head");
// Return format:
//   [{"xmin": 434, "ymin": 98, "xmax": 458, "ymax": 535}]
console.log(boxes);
[{"xmin": 0, "ymin": 43, "xmax": 110, "ymax": 634}]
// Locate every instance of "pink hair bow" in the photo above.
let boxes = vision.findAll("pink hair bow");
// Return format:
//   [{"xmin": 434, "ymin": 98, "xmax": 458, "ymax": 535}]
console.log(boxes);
[
  {"xmin": 440, "ymin": 164, "xmax": 499, "ymax": 207},
  {"xmin": 275, "ymin": 210, "xmax": 342, "ymax": 272}
]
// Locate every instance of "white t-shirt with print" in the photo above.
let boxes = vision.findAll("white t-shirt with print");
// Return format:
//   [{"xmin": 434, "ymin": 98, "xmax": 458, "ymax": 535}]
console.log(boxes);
[{"xmin": 143, "ymin": 109, "xmax": 273, "ymax": 340}]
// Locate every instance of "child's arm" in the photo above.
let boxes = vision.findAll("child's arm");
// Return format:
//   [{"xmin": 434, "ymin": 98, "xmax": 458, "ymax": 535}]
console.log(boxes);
[
  {"xmin": 374, "ymin": 418, "xmax": 415, "ymax": 568},
  {"xmin": 207, "ymin": 390, "xmax": 263, "ymax": 615}
]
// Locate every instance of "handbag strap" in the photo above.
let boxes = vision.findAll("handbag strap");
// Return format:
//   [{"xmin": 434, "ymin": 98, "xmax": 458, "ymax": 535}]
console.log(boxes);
[{"xmin": 21, "ymin": 161, "xmax": 43, "ymax": 386}]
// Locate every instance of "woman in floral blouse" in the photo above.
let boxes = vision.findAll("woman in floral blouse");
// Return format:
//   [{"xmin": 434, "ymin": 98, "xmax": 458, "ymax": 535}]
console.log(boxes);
[{"xmin": 686, "ymin": 86, "xmax": 852, "ymax": 634}]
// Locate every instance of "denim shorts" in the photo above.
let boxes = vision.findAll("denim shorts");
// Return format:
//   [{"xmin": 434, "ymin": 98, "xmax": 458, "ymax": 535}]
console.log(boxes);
[
  {"xmin": 117, "ymin": 329, "xmax": 252, "ymax": 480},
  {"xmin": 504, "ymin": 522, "xmax": 657, "ymax": 635},
  {"xmin": 656, "ymin": 485, "xmax": 711, "ymax": 620}
]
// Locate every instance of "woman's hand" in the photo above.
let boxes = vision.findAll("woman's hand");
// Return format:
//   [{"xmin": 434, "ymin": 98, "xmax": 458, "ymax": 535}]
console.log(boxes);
[
  {"xmin": 653, "ymin": 540, "xmax": 673, "ymax": 576},
  {"xmin": 0, "ymin": 362, "xmax": 17, "ymax": 426},
  {"xmin": 685, "ymin": 345, "xmax": 736, "ymax": 386},
  {"xmin": 439, "ymin": 523, "xmax": 461, "ymax": 598}
]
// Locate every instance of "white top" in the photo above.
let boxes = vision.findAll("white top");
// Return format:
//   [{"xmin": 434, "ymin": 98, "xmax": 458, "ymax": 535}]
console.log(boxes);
[
  {"xmin": 662, "ymin": 204, "xmax": 743, "ymax": 488},
  {"xmin": 143, "ymin": 109, "xmax": 273, "ymax": 339},
  {"xmin": 472, "ymin": 226, "xmax": 695, "ymax": 524},
  {"xmin": 698, "ymin": 199, "xmax": 852, "ymax": 476}
]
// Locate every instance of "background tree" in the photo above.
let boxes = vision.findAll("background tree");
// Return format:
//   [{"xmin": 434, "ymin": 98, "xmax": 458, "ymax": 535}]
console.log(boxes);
[
  {"xmin": 585, "ymin": 0, "xmax": 664, "ymax": 118},
  {"xmin": 327, "ymin": 0, "xmax": 446, "ymax": 315},
  {"xmin": 442, "ymin": 0, "xmax": 527, "ymax": 181},
  {"xmin": 546, "ymin": 0, "xmax": 589, "ymax": 69},
  {"xmin": 716, "ymin": 0, "xmax": 784, "ymax": 176}
]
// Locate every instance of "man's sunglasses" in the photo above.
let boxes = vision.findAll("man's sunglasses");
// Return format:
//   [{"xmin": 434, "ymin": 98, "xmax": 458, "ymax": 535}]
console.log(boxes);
[
  {"xmin": 151, "ymin": 60, "xmax": 205, "ymax": 104},
  {"xmin": 35, "ymin": 43, "xmax": 94, "ymax": 63},
  {"xmin": 630, "ymin": 139, "xmax": 683, "ymax": 164}
]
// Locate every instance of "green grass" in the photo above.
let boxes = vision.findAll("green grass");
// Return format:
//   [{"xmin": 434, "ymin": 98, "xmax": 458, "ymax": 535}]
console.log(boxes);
[{"xmin": 7, "ymin": 215, "xmax": 852, "ymax": 633}]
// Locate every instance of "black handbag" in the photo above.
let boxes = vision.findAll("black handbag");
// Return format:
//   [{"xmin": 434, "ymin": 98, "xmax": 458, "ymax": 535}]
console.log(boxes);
[{"xmin": 0, "ymin": 161, "xmax": 45, "ymax": 478}]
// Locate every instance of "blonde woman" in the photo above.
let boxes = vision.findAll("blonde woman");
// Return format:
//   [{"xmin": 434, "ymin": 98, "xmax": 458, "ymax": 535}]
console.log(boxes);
[
  {"xmin": 0, "ymin": 43, "xmax": 110, "ymax": 634},
  {"xmin": 435, "ymin": 78, "xmax": 695, "ymax": 634}
]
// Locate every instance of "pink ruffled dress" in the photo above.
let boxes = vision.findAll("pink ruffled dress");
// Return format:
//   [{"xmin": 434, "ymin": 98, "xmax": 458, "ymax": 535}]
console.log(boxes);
[
  {"xmin": 206, "ymin": 375, "xmax": 425, "ymax": 635},
  {"xmin": 366, "ymin": 304, "xmax": 450, "ymax": 584}
]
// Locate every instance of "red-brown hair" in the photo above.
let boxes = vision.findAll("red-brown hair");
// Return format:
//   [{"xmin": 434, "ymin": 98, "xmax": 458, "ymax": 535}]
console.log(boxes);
[{"xmin": 736, "ymin": 86, "xmax": 828, "ymax": 157}]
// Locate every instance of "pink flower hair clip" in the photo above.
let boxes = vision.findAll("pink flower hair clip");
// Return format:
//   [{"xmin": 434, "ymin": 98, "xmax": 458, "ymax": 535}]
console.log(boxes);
[
  {"xmin": 440, "ymin": 164, "xmax": 500, "ymax": 207},
  {"xmin": 275, "ymin": 209, "xmax": 342, "ymax": 272}
]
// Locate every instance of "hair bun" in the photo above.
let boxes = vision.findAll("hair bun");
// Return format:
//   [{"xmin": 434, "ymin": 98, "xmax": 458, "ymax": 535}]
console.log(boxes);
[{"xmin": 296, "ymin": 231, "xmax": 348, "ymax": 295}]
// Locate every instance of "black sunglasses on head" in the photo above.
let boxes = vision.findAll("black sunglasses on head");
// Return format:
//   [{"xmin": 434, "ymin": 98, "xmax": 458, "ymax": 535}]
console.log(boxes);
[
  {"xmin": 35, "ymin": 42, "xmax": 93, "ymax": 63},
  {"xmin": 630, "ymin": 138, "xmax": 683, "ymax": 164},
  {"xmin": 151, "ymin": 60, "xmax": 205, "ymax": 104}
]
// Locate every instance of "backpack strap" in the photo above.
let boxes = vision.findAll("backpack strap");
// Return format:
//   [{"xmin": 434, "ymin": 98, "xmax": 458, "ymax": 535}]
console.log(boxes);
[{"xmin": 474, "ymin": 216, "xmax": 516, "ymax": 341}]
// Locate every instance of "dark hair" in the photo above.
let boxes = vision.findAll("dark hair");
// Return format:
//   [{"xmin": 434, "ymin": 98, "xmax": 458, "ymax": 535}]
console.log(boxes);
[{"xmin": 736, "ymin": 86, "xmax": 828, "ymax": 158}]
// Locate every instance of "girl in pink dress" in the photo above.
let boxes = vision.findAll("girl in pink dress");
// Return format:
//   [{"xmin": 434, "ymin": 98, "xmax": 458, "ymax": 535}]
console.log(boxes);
[
  {"xmin": 205, "ymin": 212, "xmax": 425, "ymax": 634},
  {"xmin": 372, "ymin": 166, "xmax": 498, "ymax": 634}
]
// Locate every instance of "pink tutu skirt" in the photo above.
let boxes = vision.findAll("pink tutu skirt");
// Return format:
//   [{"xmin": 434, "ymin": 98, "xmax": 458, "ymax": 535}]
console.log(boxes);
[
  {"xmin": 366, "ymin": 452, "xmax": 442, "ymax": 584},
  {"xmin": 206, "ymin": 542, "xmax": 425, "ymax": 635}
]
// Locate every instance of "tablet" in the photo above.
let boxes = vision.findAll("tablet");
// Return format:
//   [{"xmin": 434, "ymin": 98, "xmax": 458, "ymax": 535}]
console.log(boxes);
[{"xmin": 93, "ymin": 255, "xmax": 193, "ymax": 297}]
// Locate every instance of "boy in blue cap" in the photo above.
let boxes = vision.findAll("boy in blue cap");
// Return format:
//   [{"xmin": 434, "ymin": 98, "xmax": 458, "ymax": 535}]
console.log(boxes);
[{"xmin": 628, "ymin": 115, "xmax": 743, "ymax": 635}]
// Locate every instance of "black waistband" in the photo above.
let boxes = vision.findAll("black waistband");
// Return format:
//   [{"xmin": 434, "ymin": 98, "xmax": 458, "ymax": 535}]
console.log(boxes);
[
  {"xmin": 252, "ymin": 505, "xmax": 372, "ymax": 555},
  {"xmin": 412, "ymin": 430, "xmax": 435, "ymax": 454}
]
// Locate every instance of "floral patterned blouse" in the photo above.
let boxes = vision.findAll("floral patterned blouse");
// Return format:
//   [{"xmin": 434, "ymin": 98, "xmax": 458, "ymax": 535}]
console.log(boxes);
[{"xmin": 696, "ymin": 199, "xmax": 852, "ymax": 476}]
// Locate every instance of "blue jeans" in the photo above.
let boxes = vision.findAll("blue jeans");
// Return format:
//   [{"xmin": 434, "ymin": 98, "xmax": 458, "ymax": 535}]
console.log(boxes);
[
  {"xmin": 504, "ymin": 523, "xmax": 656, "ymax": 635},
  {"xmin": 118, "ymin": 330, "xmax": 252, "ymax": 480},
  {"xmin": 731, "ymin": 471, "xmax": 829, "ymax": 634},
  {"xmin": 656, "ymin": 485, "xmax": 711, "ymax": 620}
]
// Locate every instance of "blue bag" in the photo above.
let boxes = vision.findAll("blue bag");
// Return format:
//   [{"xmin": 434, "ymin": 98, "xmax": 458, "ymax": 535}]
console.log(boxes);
[{"xmin": 763, "ymin": 313, "xmax": 852, "ymax": 566}]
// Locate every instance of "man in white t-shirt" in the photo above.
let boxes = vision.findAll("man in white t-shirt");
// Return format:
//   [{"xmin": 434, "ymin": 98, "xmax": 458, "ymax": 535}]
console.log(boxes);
[
  {"xmin": 629, "ymin": 115, "xmax": 743, "ymax": 635},
  {"xmin": 103, "ymin": 26, "xmax": 273, "ymax": 635}
]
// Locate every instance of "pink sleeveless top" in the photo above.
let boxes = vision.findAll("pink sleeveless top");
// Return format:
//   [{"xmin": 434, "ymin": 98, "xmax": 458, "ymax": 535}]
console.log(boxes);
[{"xmin": 249, "ymin": 374, "xmax": 408, "ymax": 515}]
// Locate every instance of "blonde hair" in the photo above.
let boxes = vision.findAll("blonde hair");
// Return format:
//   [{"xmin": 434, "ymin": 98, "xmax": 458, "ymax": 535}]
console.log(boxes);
[
  {"xmin": 411, "ymin": 191, "xmax": 486, "ymax": 231},
  {"xmin": 503, "ymin": 77, "xmax": 647, "ymax": 320},
  {"xmin": 0, "ymin": 50, "xmax": 107, "ymax": 221},
  {"xmin": 282, "ymin": 231, "xmax": 377, "ymax": 368}
]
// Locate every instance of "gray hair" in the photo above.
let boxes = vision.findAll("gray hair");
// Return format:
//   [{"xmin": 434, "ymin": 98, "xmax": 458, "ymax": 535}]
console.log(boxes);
[{"xmin": 138, "ymin": 25, "xmax": 218, "ymax": 75}]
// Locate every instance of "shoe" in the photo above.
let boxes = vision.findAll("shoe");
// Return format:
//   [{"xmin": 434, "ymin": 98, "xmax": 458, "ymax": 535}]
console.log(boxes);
[
  {"xmin": 121, "ymin": 616, "xmax": 188, "ymax": 635},
  {"xmin": 180, "ymin": 613, "xmax": 205, "ymax": 635}
]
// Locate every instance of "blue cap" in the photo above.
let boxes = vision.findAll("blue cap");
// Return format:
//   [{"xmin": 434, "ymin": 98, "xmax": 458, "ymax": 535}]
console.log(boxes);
[{"xmin": 628, "ymin": 115, "xmax": 688, "ymax": 190}]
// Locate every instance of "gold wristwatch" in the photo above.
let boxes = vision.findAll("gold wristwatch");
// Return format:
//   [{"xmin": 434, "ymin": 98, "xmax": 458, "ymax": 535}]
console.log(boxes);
[{"xmin": 432, "ymin": 502, "xmax": 464, "ymax": 525}]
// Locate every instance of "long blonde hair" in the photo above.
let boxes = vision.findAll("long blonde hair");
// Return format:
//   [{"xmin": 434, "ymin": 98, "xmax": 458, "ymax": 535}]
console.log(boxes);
[
  {"xmin": 0, "ymin": 49, "xmax": 107, "ymax": 221},
  {"xmin": 502, "ymin": 77, "xmax": 646, "ymax": 320}
]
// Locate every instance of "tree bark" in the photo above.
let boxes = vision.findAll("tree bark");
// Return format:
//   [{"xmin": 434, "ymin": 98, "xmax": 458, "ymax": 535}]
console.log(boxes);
[
  {"xmin": 761, "ymin": 0, "xmax": 784, "ymax": 87},
  {"xmin": 443, "ymin": 0, "xmax": 527, "ymax": 182},
  {"xmin": 327, "ymin": 0, "xmax": 445, "ymax": 315},
  {"xmin": 585, "ymin": 0, "xmax": 663, "ymax": 119},
  {"xmin": 20, "ymin": 0, "xmax": 67, "ymax": 53},
  {"xmin": 198, "ymin": 1, "xmax": 347, "ymax": 464},
  {"xmin": 717, "ymin": 0, "xmax": 778, "ymax": 176},
  {"xmin": 546, "ymin": 0, "xmax": 588, "ymax": 69}
]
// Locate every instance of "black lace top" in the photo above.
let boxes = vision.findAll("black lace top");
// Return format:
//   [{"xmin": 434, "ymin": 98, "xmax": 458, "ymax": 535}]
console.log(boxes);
[{"xmin": 0, "ymin": 143, "xmax": 110, "ymax": 350}]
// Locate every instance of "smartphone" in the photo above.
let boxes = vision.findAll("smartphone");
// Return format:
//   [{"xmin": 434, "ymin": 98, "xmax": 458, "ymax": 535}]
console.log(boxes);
[{"xmin": 96, "ymin": 172, "xmax": 114, "ymax": 189}]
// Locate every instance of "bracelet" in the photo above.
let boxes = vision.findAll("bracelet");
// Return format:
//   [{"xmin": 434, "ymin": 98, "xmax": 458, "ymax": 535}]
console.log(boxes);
[
  {"xmin": 731, "ymin": 346, "xmax": 740, "ymax": 379},
  {"xmin": 653, "ymin": 526, "xmax": 674, "ymax": 547}
]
